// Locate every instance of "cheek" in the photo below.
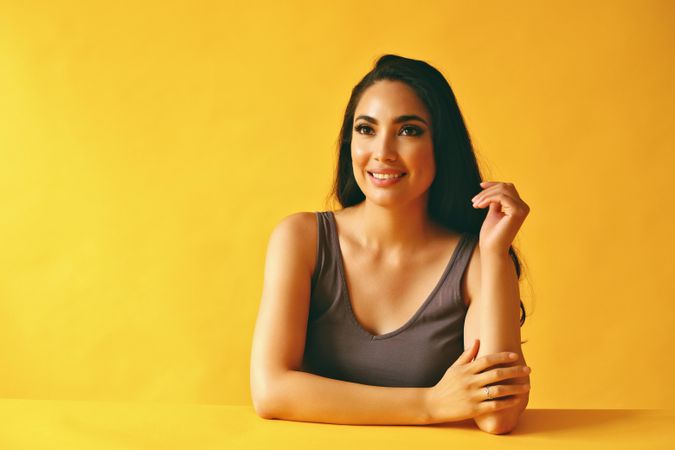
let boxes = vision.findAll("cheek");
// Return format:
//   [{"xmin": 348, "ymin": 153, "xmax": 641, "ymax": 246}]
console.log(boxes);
[
  {"xmin": 410, "ymin": 149, "xmax": 435, "ymax": 176},
  {"xmin": 352, "ymin": 146, "xmax": 368, "ymax": 162},
  {"xmin": 351, "ymin": 148, "xmax": 370, "ymax": 172}
]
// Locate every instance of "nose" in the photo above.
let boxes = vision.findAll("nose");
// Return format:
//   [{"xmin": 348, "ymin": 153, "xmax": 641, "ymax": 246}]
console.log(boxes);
[{"xmin": 372, "ymin": 132, "xmax": 398, "ymax": 162}]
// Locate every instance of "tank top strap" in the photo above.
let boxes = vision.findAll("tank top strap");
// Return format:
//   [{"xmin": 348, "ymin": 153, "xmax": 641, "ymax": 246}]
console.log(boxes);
[
  {"xmin": 311, "ymin": 211, "xmax": 333, "ymax": 288},
  {"xmin": 445, "ymin": 232, "xmax": 479, "ymax": 302},
  {"xmin": 308, "ymin": 211, "xmax": 345, "ymax": 323}
]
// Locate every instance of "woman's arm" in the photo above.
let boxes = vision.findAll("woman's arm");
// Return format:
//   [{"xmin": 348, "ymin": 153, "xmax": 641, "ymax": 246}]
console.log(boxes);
[
  {"xmin": 463, "ymin": 246, "xmax": 530, "ymax": 435},
  {"xmin": 466, "ymin": 181, "xmax": 532, "ymax": 434},
  {"xmin": 257, "ymin": 369, "xmax": 431, "ymax": 425}
]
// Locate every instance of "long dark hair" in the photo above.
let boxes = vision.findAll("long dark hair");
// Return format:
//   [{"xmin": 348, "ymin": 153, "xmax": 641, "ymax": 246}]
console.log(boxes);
[{"xmin": 326, "ymin": 54, "xmax": 528, "ymax": 328}]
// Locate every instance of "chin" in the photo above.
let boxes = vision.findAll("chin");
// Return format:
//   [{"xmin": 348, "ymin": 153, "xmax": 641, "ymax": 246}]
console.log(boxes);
[{"xmin": 364, "ymin": 192, "xmax": 411, "ymax": 207}]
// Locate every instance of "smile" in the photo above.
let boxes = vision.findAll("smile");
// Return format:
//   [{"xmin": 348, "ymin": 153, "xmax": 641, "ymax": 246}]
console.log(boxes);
[
  {"xmin": 367, "ymin": 171, "xmax": 406, "ymax": 186},
  {"xmin": 370, "ymin": 172, "xmax": 404, "ymax": 179}
]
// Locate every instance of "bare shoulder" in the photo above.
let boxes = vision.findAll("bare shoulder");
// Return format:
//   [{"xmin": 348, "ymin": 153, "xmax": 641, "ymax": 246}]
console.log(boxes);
[
  {"xmin": 268, "ymin": 211, "xmax": 318, "ymax": 275},
  {"xmin": 271, "ymin": 211, "xmax": 316, "ymax": 235}
]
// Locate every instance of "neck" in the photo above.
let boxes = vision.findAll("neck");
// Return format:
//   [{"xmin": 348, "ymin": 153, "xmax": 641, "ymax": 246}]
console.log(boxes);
[{"xmin": 353, "ymin": 196, "xmax": 435, "ymax": 259}]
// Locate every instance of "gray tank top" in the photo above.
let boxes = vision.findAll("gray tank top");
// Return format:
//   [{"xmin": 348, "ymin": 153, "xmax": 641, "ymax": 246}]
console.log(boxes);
[{"xmin": 301, "ymin": 210, "xmax": 479, "ymax": 387}]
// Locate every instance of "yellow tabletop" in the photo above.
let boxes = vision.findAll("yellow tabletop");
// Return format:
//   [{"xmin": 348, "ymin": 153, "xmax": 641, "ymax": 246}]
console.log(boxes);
[{"xmin": 0, "ymin": 399, "xmax": 673, "ymax": 450}]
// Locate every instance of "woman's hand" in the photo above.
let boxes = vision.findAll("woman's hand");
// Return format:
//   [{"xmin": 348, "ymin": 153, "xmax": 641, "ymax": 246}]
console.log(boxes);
[
  {"xmin": 424, "ymin": 339, "xmax": 531, "ymax": 424},
  {"xmin": 471, "ymin": 181, "xmax": 530, "ymax": 255}
]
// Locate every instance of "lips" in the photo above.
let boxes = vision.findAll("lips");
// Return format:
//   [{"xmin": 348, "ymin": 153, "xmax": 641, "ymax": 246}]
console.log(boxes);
[
  {"xmin": 366, "ymin": 168, "xmax": 407, "ymax": 175},
  {"xmin": 367, "ymin": 171, "xmax": 406, "ymax": 186},
  {"xmin": 367, "ymin": 171, "xmax": 406, "ymax": 179}
]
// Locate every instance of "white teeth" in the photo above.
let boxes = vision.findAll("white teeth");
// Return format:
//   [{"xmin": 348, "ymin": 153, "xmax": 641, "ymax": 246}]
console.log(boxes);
[{"xmin": 371, "ymin": 172, "xmax": 403, "ymax": 180}]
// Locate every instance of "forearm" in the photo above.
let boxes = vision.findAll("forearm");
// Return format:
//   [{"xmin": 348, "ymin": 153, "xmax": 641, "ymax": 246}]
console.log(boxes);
[
  {"xmin": 256, "ymin": 369, "xmax": 431, "ymax": 425},
  {"xmin": 474, "ymin": 251, "xmax": 529, "ymax": 433},
  {"xmin": 476, "ymin": 252, "xmax": 522, "ymax": 353}
]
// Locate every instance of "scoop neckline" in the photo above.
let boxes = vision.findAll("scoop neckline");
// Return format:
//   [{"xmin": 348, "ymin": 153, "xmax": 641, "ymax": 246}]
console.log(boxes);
[{"xmin": 326, "ymin": 210, "xmax": 467, "ymax": 341}]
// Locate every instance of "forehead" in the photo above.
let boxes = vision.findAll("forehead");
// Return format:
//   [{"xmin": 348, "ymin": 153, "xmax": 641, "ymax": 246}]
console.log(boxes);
[{"xmin": 355, "ymin": 80, "xmax": 430, "ymax": 121}]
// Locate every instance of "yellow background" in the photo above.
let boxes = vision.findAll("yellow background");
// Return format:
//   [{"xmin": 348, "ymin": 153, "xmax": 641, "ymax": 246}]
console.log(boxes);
[{"xmin": 1, "ymin": 0, "xmax": 673, "ymax": 410}]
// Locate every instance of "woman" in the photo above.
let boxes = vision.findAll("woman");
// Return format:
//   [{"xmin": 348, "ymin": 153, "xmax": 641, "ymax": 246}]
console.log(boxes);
[{"xmin": 250, "ymin": 54, "xmax": 531, "ymax": 434}]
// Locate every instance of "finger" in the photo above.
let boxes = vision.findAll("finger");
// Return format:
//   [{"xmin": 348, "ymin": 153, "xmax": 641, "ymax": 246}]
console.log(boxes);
[
  {"xmin": 472, "ymin": 192, "xmax": 521, "ymax": 212},
  {"xmin": 471, "ymin": 183, "xmax": 502, "ymax": 203},
  {"xmin": 452, "ymin": 339, "xmax": 480, "ymax": 367},
  {"xmin": 476, "ymin": 194, "xmax": 528, "ymax": 219},
  {"xmin": 470, "ymin": 352, "xmax": 519, "ymax": 374},
  {"xmin": 473, "ymin": 382, "xmax": 530, "ymax": 401},
  {"xmin": 471, "ymin": 184, "xmax": 513, "ymax": 206},
  {"xmin": 479, "ymin": 181, "xmax": 500, "ymax": 188},
  {"xmin": 477, "ymin": 365, "xmax": 531, "ymax": 385},
  {"xmin": 476, "ymin": 396, "xmax": 522, "ymax": 415},
  {"xmin": 474, "ymin": 193, "xmax": 529, "ymax": 220},
  {"xmin": 472, "ymin": 188, "xmax": 517, "ymax": 205},
  {"xmin": 473, "ymin": 182, "xmax": 521, "ymax": 205},
  {"xmin": 483, "ymin": 180, "xmax": 517, "ymax": 191}
]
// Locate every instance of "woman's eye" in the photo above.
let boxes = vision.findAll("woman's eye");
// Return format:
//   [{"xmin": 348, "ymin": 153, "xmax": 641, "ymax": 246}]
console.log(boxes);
[
  {"xmin": 401, "ymin": 126, "xmax": 423, "ymax": 136},
  {"xmin": 354, "ymin": 124, "xmax": 373, "ymax": 135}
]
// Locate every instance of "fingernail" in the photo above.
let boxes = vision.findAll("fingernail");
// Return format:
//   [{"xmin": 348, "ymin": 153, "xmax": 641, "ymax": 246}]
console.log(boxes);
[{"xmin": 509, "ymin": 353, "xmax": 518, "ymax": 359}]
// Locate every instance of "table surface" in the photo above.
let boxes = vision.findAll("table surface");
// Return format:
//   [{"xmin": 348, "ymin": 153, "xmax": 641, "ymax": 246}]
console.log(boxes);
[{"xmin": 1, "ymin": 398, "xmax": 673, "ymax": 450}]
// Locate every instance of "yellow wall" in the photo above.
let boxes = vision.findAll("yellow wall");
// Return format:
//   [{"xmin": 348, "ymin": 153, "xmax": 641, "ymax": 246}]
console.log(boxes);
[{"xmin": 1, "ymin": 0, "xmax": 673, "ymax": 409}]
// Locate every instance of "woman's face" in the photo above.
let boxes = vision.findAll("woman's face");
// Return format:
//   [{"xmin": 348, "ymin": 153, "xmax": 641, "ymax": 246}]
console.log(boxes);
[{"xmin": 351, "ymin": 80, "xmax": 435, "ymax": 208}]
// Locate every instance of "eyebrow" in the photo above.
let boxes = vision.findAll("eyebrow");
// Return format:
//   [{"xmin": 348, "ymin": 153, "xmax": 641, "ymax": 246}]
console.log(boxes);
[{"xmin": 354, "ymin": 114, "xmax": 429, "ymax": 126}]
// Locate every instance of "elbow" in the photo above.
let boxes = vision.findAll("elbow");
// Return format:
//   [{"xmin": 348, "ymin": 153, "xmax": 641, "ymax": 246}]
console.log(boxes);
[
  {"xmin": 252, "ymin": 390, "xmax": 276, "ymax": 420},
  {"xmin": 474, "ymin": 395, "xmax": 528, "ymax": 435},
  {"xmin": 254, "ymin": 401, "xmax": 276, "ymax": 420},
  {"xmin": 476, "ymin": 415, "xmax": 520, "ymax": 435},
  {"xmin": 250, "ymin": 373, "xmax": 280, "ymax": 420}
]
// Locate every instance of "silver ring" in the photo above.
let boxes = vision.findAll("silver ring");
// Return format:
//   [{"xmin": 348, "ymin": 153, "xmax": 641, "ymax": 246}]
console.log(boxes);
[{"xmin": 485, "ymin": 386, "xmax": 492, "ymax": 400}]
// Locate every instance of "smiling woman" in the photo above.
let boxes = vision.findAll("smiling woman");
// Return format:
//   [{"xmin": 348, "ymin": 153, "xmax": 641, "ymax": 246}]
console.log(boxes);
[
  {"xmin": 250, "ymin": 54, "xmax": 531, "ymax": 434},
  {"xmin": 349, "ymin": 80, "xmax": 436, "ymax": 212}
]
